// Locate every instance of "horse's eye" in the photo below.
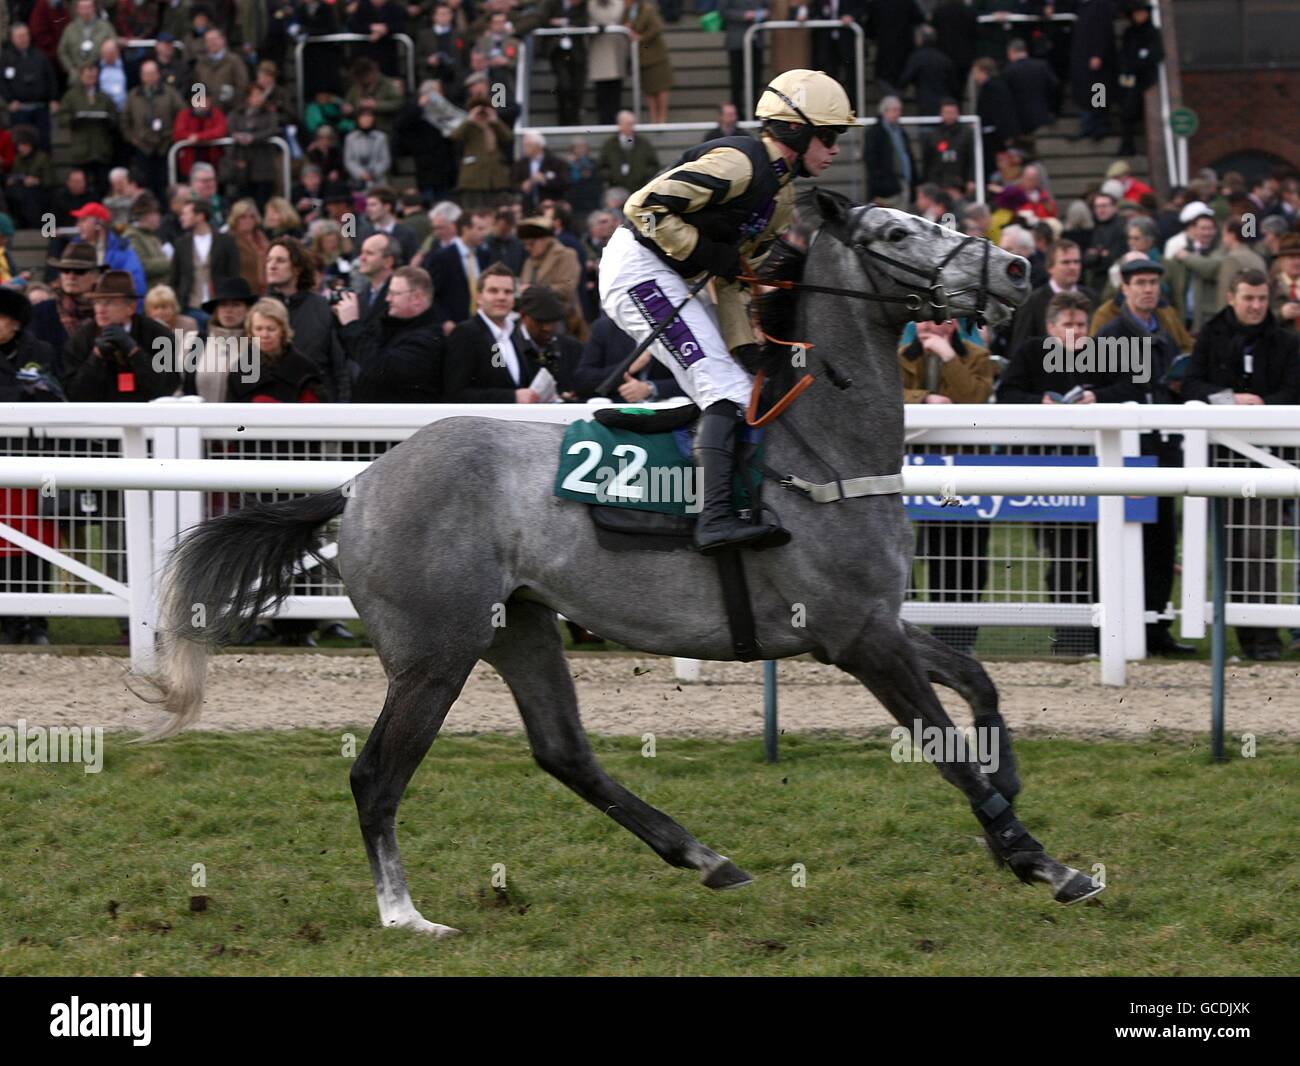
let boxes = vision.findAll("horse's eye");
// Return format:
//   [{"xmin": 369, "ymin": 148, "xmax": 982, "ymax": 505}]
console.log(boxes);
[{"xmin": 888, "ymin": 229, "xmax": 908, "ymax": 243}]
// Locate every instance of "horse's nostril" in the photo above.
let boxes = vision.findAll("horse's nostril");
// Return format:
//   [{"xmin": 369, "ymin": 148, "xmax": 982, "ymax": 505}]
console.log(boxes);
[{"xmin": 1006, "ymin": 260, "xmax": 1028, "ymax": 285}]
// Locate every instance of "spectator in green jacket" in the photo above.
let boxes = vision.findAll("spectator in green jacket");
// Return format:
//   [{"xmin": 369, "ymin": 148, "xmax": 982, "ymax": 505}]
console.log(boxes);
[
  {"xmin": 597, "ymin": 111, "xmax": 660, "ymax": 193},
  {"xmin": 345, "ymin": 57, "xmax": 404, "ymax": 138},
  {"xmin": 57, "ymin": 0, "xmax": 115, "ymax": 77},
  {"xmin": 59, "ymin": 61, "xmax": 118, "ymax": 195},
  {"xmin": 123, "ymin": 192, "xmax": 172, "ymax": 291}
]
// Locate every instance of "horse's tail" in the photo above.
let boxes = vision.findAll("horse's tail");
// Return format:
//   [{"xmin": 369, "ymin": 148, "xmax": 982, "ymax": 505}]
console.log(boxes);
[{"xmin": 133, "ymin": 489, "xmax": 349, "ymax": 741}]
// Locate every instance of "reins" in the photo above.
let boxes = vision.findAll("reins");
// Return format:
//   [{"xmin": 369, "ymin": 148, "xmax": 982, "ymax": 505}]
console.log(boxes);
[{"xmin": 737, "ymin": 209, "xmax": 997, "ymax": 429}]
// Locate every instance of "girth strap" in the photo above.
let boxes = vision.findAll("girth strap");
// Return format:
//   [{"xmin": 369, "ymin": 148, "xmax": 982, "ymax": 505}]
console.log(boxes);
[
  {"xmin": 778, "ymin": 471, "xmax": 904, "ymax": 503},
  {"xmin": 713, "ymin": 549, "xmax": 761, "ymax": 661}
]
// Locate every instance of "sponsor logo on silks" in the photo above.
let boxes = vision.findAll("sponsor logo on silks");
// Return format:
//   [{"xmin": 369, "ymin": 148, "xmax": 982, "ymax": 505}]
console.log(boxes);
[{"xmin": 629, "ymin": 279, "xmax": 707, "ymax": 369}]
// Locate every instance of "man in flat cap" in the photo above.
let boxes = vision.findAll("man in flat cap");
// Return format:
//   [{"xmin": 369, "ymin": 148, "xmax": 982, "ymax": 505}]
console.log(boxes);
[
  {"xmin": 518, "ymin": 214, "xmax": 585, "ymax": 342},
  {"xmin": 1094, "ymin": 257, "xmax": 1197, "ymax": 655},
  {"xmin": 516, "ymin": 285, "xmax": 582, "ymax": 401}
]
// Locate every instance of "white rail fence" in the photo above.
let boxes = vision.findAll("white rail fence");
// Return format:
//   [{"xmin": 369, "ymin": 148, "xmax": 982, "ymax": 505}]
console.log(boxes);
[{"xmin": 0, "ymin": 402, "xmax": 1297, "ymax": 687}]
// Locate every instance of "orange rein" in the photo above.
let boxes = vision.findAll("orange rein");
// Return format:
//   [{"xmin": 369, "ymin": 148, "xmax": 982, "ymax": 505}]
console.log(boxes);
[{"xmin": 736, "ymin": 270, "xmax": 815, "ymax": 427}]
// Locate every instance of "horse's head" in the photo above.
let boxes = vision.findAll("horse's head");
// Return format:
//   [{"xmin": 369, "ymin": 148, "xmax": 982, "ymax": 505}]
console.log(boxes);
[{"xmin": 797, "ymin": 188, "xmax": 1031, "ymax": 329}]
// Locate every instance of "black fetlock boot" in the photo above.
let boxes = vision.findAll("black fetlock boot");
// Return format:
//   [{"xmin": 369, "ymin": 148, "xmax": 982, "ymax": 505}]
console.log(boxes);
[{"xmin": 693, "ymin": 400, "xmax": 788, "ymax": 555}]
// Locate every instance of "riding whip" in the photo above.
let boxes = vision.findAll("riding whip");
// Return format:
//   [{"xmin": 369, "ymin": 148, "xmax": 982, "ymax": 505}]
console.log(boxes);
[{"xmin": 596, "ymin": 273, "xmax": 713, "ymax": 399}]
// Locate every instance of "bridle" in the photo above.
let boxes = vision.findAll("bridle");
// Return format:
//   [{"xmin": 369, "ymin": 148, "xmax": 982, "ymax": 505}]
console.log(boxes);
[{"xmin": 740, "ymin": 206, "xmax": 999, "ymax": 324}]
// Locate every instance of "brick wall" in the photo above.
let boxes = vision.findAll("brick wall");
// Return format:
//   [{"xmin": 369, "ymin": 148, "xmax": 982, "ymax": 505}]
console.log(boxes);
[{"xmin": 1182, "ymin": 69, "xmax": 1300, "ymax": 173}]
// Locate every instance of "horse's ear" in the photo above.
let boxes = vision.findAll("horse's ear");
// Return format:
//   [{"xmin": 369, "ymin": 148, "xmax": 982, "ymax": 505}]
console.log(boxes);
[{"xmin": 796, "ymin": 186, "xmax": 852, "ymax": 230}]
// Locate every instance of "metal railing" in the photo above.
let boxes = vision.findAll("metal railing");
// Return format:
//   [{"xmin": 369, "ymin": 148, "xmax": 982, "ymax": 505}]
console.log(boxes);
[
  {"xmin": 515, "ymin": 25, "xmax": 640, "ymax": 128},
  {"xmin": 1, "ymin": 403, "xmax": 1297, "ymax": 693},
  {"xmin": 294, "ymin": 32, "xmax": 416, "ymax": 121},
  {"xmin": 1151, "ymin": 1, "xmax": 1184, "ymax": 189},
  {"xmin": 516, "ymin": 115, "xmax": 984, "ymax": 208},
  {"xmin": 742, "ymin": 20, "xmax": 866, "ymax": 122},
  {"xmin": 973, "ymin": 12, "xmax": 1078, "ymax": 24},
  {"xmin": 167, "ymin": 136, "xmax": 293, "ymax": 197}
]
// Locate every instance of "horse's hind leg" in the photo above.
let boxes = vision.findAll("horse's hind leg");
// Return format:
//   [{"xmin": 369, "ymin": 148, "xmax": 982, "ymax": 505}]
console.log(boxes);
[
  {"xmin": 483, "ymin": 599, "xmax": 751, "ymax": 889},
  {"xmin": 350, "ymin": 654, "xmax": 479, "ymax": 935},
  {"xmin": 903, "ymin": 620, "xmax": 1019, "ymax": 804},
  {"xmin": 838, "ymin": 622, "xmax": 1101, "ymax": 905}
]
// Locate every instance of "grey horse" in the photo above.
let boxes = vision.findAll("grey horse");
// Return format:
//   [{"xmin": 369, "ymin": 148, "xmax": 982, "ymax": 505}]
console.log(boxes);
[{"xmin": 141, "ymin": 189, "xmax": 1105, "ymax": 936}]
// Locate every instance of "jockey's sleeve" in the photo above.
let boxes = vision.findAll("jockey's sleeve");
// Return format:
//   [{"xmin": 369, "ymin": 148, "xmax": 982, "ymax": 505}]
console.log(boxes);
[{"xmin": 624, "ymin": 146, "xmax": 755, "ymax": 266}]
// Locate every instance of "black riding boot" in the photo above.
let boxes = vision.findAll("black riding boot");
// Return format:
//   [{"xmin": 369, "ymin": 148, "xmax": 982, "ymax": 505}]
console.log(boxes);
[{"xmin": 693, "ymin": 400, "xmax": 789, "ymax": 555}]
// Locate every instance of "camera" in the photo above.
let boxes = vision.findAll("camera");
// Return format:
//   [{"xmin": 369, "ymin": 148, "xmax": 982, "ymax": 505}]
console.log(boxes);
[{"xmin": 327, "ymin": 279, "xmax": 350, "ymax": 305}]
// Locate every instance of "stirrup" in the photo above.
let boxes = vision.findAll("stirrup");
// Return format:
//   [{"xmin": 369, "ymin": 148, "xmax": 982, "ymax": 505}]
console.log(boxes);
[{"xmin": 695, "ymin": 520, "xmax": 775, "ymax": 556}]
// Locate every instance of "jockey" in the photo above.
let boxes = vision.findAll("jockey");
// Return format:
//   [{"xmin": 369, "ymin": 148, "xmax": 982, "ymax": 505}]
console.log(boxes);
[{"xmin": 599, "ymin": 69, "xmax": 854, "ymax": 555}]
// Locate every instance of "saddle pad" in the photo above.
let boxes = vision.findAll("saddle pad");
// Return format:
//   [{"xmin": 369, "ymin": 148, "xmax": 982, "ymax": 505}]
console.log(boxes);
[
  {"xmin": 593, "ymin": 403, "xmax": 701, "ymax": 434},
  {"xmin": 554, "ymin": 419, "xmax": 700, "ymax": 516}
]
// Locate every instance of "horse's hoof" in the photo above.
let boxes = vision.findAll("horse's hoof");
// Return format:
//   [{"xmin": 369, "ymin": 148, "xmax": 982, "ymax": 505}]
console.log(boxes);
[
  {"xmin": 386, "ymin": 916, "xmax": 462, "ymax": 937},
  {"xmin": 1054, "ymin": 870, "xmax": 1105, "ymax": 905},
  {"xmin": 701, "ymin": 858, "xmax": 754, "ymax": 891}
]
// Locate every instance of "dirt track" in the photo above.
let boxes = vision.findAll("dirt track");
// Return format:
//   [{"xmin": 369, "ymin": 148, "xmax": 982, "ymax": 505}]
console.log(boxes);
[{"xmin": 4, "ymin": 651, "xmax": 1298, "ymax": 741}]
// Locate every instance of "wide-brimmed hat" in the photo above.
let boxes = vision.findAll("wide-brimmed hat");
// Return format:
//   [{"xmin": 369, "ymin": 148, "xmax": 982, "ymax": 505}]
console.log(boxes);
[
  {"xmin": 518, "ymin": 285, "xmax": 565, "ymax": 322},
  {"xmin": 517, "ymin": 216, "xmax": 553, "ymax": 239},
  {"xmin": 201, "ymin": 277, "xmax": 258, "ymax": 314},
  {"xmin": 1274, "ymin": 233, "xmax": 1300, "ymax": 258},
  {"xmin": 322, "ymin": 184, "xmax": 353, "ymax": 206},
  {"xmin": 46, "ymin": 242, "xmax": 101, "ymax": 271},
  {"xmin": 85, "ymin": 270, "xmax": 140, "ymax": 301},
  {"xmin": 0, "ymin": 286, "xmax": 33, "ymax": 327}
]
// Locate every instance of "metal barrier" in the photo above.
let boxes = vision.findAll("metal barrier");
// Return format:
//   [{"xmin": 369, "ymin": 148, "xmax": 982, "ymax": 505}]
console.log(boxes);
[
  {"xmin": 515, "ymin": 115, "xmax": 984, "ymax": 208},
  {"xmin": 742, "ymin": 20, "xmax": 866, "ymax": 122},
  {"xmin": 1, "ymin": 402, "xmax": 1298, "ymax": 694},
  {"xmin": 515, "ymin": 25, "xmax": 640, "ymax": 128},
  {"xmin": 1150, "ymin": 2, "xmax": 1184, "ymax": 189},
  {"xmin": 294, "ymin": 32, "xmax": 416, "ymax": 121},
  {"xmin": 167, "ymin": 135, "xmax": 293, "ymax": 199}
]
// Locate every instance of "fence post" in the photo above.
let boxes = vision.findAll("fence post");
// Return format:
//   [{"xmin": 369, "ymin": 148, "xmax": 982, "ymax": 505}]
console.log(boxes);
[
  {"xmin": 1095, "ymin": 427, "xmax": 1128, "ymax": 684},
  {"xmin": 1121, "ymin": 426, "xmax": 1147, "ymax": 661},
  {"xmin": 122, "ymin": 426, "xmax": 156, "ymax": 673},
  {"xmin": 1180, "ymin": 419, "xmax": 1210, "ymax": 639},
  {"xmin": 1209, "ymin": 495, "xmax": 1227, "ymax": 761}
]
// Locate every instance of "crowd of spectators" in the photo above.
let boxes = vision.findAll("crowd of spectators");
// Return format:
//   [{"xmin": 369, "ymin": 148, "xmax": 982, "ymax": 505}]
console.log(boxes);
[
  {"xmin": 898, "ymin": 155, "xmax": 1300, "ymax": 662},
  {"xmin": 0, "ymin": 1, "xmax": 1296, "ymax": 656}
]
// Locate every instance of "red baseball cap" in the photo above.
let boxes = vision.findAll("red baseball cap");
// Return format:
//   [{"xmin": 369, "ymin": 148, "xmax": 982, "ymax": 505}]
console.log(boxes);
[{"xmin": 71, "ymin": 202, "xmax": 112, "ymax": 223}]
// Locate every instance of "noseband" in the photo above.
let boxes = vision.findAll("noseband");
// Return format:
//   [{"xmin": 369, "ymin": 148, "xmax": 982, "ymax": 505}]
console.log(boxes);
[
  {"xmin": 843, "ymin": 208, "xmax": 995, "ymax": 324},
  {"xmin": 742, "ymin": 207, "xmax": 996, "ymax": 323}
]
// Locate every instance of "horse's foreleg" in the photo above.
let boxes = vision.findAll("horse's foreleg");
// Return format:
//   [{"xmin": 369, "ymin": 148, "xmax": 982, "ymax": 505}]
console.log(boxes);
[
  {"xmin": 903, "ymin": 620, "xmax": 1020, "ymax": 804},
  {"xmin": 484, "ymin": 599, "xmax": 752, "ymax": 890},
  {"xmin": 350, "ymin": 656, "xmax": 478, "ymax": 935},
  {"xmin": 839, "ymin": 623, "xmax": 1102, "ymax": 905}
]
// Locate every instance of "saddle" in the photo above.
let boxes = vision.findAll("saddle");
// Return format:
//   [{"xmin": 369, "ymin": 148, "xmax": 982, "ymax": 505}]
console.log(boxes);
[
  {"xmin": 553, "ymin": 404, "xmax": 777, "ymax": 660},
  {"xmin": 561, "ymin": 404, "xmax": 777, "ymax": 548}
]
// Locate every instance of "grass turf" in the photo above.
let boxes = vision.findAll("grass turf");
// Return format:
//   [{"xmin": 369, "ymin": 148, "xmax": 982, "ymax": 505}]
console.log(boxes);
[{"xmin": 1, "ymin": 730, "xmax": 1296, "ymax": 976}]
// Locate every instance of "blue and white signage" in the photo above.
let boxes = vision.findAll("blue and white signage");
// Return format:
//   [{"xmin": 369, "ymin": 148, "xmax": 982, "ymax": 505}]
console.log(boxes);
[{"xmin": 903, "ymin": 454, "xmax": 1158, "ymax": 522}]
